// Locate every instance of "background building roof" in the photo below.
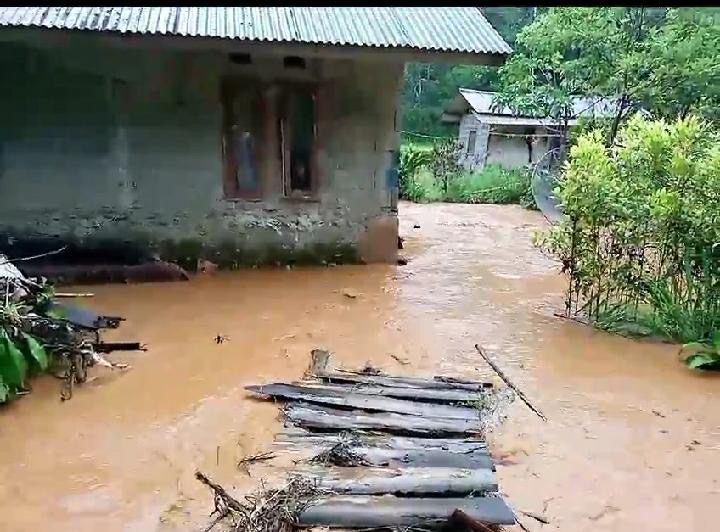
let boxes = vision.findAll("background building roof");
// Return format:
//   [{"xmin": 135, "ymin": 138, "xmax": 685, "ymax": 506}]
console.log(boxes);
[{"xmin": 443, "ymin": 88, "xmax": 618, "ymax": 125}]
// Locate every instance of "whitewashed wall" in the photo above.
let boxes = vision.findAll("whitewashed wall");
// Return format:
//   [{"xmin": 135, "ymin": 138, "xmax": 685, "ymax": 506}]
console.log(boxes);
[{"xmin": 455, "ymin": 114, "xmax": 552, "ymax": 171}]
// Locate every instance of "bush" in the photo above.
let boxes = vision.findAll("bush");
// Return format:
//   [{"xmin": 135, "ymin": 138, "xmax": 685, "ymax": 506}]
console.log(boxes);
[
  {"xmin": 446, "ymin": 165, "xmax": 533, "ymax": 205},
  {"xmin": 398, "ymin": 142, "xmax": 433, "ymax": 200},
  {"xmin": 399, "ymin": 140, "xmax": 536, "ymax": 207},
  {"xmin": 538, "ymin": 115, "xmax": 720, "ymax": 356}
]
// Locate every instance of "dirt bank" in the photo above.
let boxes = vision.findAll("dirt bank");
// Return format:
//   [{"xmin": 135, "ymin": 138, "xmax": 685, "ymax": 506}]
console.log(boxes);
[{"xmin": 0, "ymin": 201, "xmax": 717, "ymax": 531}]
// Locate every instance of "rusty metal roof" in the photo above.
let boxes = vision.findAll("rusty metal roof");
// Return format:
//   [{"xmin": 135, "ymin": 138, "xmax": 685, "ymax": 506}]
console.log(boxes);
[{"xmin": 0, "ymin": 7, "xmax": 512, "ymax": 55}]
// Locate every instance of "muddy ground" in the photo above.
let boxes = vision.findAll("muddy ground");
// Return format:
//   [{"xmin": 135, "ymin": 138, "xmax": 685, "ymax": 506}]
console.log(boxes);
[{"xmin": 0, "ymin": 201, "xmax": 718, "ymax": 531}]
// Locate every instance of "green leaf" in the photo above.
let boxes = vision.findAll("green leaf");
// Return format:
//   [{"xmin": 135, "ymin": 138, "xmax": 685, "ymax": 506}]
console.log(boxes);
[
  {"xmin": 679, "ymin": 342, "xmax": 708, "ymax": 358},
  {"xmin": 711, "ymin": 331, "xmax": 720, "ymax": 348},
  {"xmin": 685, "ymin": 353, "xmax": 720, "ymax": 369},
  {"xmin": 45, "ymin": 306, "xmax": 67, "ymax": 320},
  {"xmin": 0, "ymin": 328, "xmax": 28, "ymax": 389},
  {"xmin": 21, "ymin": 333, "xmax": 49, "ymax": 372}
]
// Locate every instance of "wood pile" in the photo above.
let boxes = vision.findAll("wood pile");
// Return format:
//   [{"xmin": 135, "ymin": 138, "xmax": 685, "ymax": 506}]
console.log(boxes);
[{"xmin": 238, "ymin": 350, "xmax": 518, "ymax": 530}]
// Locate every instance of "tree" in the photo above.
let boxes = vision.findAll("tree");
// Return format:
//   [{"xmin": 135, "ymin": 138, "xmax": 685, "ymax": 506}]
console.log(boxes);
[
  {"xmin": 493, "ymin": 8, "xmax": 665, "ymax": 155},
  {"xmin": 399, "ymin": 8, "xmax": 539, "ymax": 136},
  {"xmin": 639, "ymin": 8, "xmax": 720, "ymax": 121},
  {"xmin": 494, "ymin": 7, "xmax": 719, "ymax": 153}
]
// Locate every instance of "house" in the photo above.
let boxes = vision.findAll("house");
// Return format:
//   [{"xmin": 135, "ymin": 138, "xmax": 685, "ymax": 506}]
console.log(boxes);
[
  {"xmin": 441, "ymin": 89, "xmax": 616, "ymax": 171},
  {"xmin": 0, "ymin": 8, "xmax": 510, "ymax": 273}
]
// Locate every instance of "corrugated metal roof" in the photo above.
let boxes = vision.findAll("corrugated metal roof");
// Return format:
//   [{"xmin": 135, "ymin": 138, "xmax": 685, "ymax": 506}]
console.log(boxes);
[
  {"xmin": 447, "ymin": 88, "xmax": 617, "ymax": 121},
  {"xmin": 0, "ymin": 7, "xmax": 512, "ymax": 55}
]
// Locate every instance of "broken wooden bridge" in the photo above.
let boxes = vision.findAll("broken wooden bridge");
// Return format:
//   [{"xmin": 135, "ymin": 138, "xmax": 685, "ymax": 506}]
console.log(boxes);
[{"xmin": 237, "ymin": 350, "xmax": 518, "ymax": 529}]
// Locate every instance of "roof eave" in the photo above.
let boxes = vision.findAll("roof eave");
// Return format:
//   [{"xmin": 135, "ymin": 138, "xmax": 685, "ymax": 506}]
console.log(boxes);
[{"xmin": 0, "ymin": 25, "xmax": 510, "ymax": 65}]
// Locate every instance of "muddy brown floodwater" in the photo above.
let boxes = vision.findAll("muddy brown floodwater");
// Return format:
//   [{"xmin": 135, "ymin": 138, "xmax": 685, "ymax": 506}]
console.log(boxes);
[{"xmin": 1, "ymin": 201, "xmax": 719, "ymax": 532}]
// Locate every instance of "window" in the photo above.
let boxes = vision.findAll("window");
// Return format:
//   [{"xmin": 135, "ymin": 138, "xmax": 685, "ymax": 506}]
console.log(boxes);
[
  {"xmin": 280, "ymin": 85, "xmax": 317, "ymax": 197},
  {"xmin": 220, "ymin": 78, "xmax": 318, "ymax": 200},
  {"xmin": 467, "ymin": 129, "xmax": 477, "ymax": 155},
  {"xmin": 221, "ymin": 81, "xmax": 263, "ymax": 199}
]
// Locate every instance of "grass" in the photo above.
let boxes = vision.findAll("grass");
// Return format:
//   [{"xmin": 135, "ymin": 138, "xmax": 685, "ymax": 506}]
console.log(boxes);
[
  {"xmin": 401, "ymin": 163, "xmax": 536, "ymax": 208},
  {"xmin": 447, "ymin": 165, "xmax": 534, "ymax": 206}
]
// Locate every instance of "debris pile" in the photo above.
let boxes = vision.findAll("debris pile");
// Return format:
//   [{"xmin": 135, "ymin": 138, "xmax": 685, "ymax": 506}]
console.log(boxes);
[
  {"xmin": 0, "ymin": 254, "xmax": 143, "ymax": 402},
  {"xmin": 198, "ymin": 349, "xmax": 520, "ymax": 530}
]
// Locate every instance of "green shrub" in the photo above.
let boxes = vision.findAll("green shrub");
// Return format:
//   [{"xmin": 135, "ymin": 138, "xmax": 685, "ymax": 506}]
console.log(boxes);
[
  {"xmin": 539, "ymin": 115, "xmax": 720, "ymax": 363},
  {"xmin": 446, "ymin": 165, "xmax": 533, "ymax": 205},
  {"xmin": 403, "ymin": 167, "xmax": 444, "ymax": 203},
  {"xmin": 399, "ymin": 142, "xmax": 433, "ymax": 200}
]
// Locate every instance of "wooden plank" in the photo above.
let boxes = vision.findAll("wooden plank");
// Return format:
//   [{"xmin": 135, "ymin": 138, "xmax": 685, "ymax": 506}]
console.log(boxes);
[
  {"xmin": 297, "ymin": 381, "xmax": 488, "ymax": 404},
  {"xmin": 297, "ymin": 495, "xmax": 516, "ymax": 527},
  {"xmin": 313, "ymin": 467, "xmax": 497, "ymax": 496},
  {"xmin": 274, "ymin": 428, "xmax": 488, "ymax": 451},
  {"xmin": 323, "ymin": 371, "xmax": 492, "ymax": 392},
  {"xmin": 246, "ymin": 383, "xmax": 479, "ymax": 420},
  {"xmin": 347, "ymin": 447, "xmax": 494, "ymax": 469},
  {"xmin": 284, "ymin": 403, "xmax": 482, "ymax": 437}
]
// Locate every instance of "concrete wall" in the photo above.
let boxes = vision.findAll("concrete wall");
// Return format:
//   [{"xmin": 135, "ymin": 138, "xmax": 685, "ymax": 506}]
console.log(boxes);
[
  {"xmin": 486, "ymin": 125, "xmax": 550, "ymax": 169},
  {"xmin": 0, "ymin": 34, "xmax": 403, "ymax": 267},
  {"xmin": 455, "ymin": 114, "xmax": 551, "ymax": 171},
  {"xmin": 457, "ymin": 114, "xmax": 489, "ymax": 171}
]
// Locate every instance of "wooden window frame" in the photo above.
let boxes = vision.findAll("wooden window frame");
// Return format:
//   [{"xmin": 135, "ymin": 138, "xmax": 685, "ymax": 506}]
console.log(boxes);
[
  {"xmin": 220, "ymin": 77, "xmax": 265, "ymax": 200},
  {"xmin": 466, "ymin": 129, "xmax": 477, "ymax": 156},
  {"xmin": 278, "ymin": 82, "xmax": 320, "ymax": 200}
]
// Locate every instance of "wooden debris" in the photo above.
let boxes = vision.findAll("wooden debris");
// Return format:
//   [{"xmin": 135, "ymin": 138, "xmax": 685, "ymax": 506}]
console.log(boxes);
[
  {"xmin": 284, "ymin": 403, "xmax": 483, "ymax": 436},
  {"xmin": 237, "ymin": 451, "xmax": 276, "ymax": 470},
  {"xmin": 275, "ymin": 429, "xmax": 488, "ymax": 452},
  {"xmin": 201, "ymin": 349, "xmax": 520, "ymax": 531},
  {"xmin": 521, "ymin": 510, "xmax": 551, "ymax": 524},
  {"xmin": 307, "ymin": 349, "xmax": 331, "ymax": 376},
  {"xmin": 313, "ymin": 467, "xmax": 498, "ymax": 495},
  {"xmin": 297, "ymin": 495, "xmax": 517, "ymax": 528},
  {"xmin": 391, "ymin": 353, "xmax": 410, "ymax": 365},
  {"xmin": 449, "ymin": 508, "xmax": 497, "ymax": 532},
  {"xmin": 246, "ymin": 383, "xmax": 480, "ymax": 420},
  {"xmin": 92, "ymin": 341, "xmax": 146, "ymax": 353},
  {"xmin": 296, "ymin": 381, "xmax": 491, "ymax": 404},
  {"xmin": 344, "ymin": 446, "xmax": 493, "ymax": 469},
  {"xmin": 474, "ymin": 344, "xmax": 547, "ymax": 422},
  {"xmin": 195, "ymin": 471, "xmax": 244, "ymax": 513},
  {"xmin": 322, "ymin": 371, "xmax": 493, "ymax": 391}
]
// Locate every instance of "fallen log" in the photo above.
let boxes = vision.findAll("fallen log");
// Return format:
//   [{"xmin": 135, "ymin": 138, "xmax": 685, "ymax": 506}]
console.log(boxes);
[
  {"xmin": 341, "ymin": 447, "xmax": 494, "ymax": 469},
  {"xmin": 313, "ymin": 467, "xmax": 497, "ymax": 496},
  {"xmin": 284, "ymin": 403, "xmax": 482, "ymax": 437},
  {"xmin": 323, "ymin": 371, "xmax": 492, "ymax": 392},
  {"xmin": 247, "ymin": 383, "xmax": 480, "ymax": 420},
  {"xmin": 274, "ymin": 429, "xmax": 488, "ymax": 451},
  {"xmin": 297, "ymin": 495, "xmax": 516, "ymax": 527},
  {"xmin": 296, "ymin": 381, "xmax": 489, "ymax": 404}
]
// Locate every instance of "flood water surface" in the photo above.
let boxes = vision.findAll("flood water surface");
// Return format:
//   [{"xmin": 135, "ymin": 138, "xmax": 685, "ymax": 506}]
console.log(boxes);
[{"xmin": 1, "ymin": 201, "xmax": 718, "ymax": 531}]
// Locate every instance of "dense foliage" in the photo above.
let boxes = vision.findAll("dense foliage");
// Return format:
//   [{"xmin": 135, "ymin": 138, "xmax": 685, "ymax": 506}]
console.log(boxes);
[
  {"xmin": 536, "ymin": 116, "xmax": 720, "ymax": 357},
  {"xmin": 401, "ymin": 8, "xmax": 719, "ymax": 146},
  {"xmin": 399, "ymin": 142, "xmax": 533, "ymax": 207},
  {"xmin": 400, "ymin": 8, "xmax": 541, "ymax": 137}
]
